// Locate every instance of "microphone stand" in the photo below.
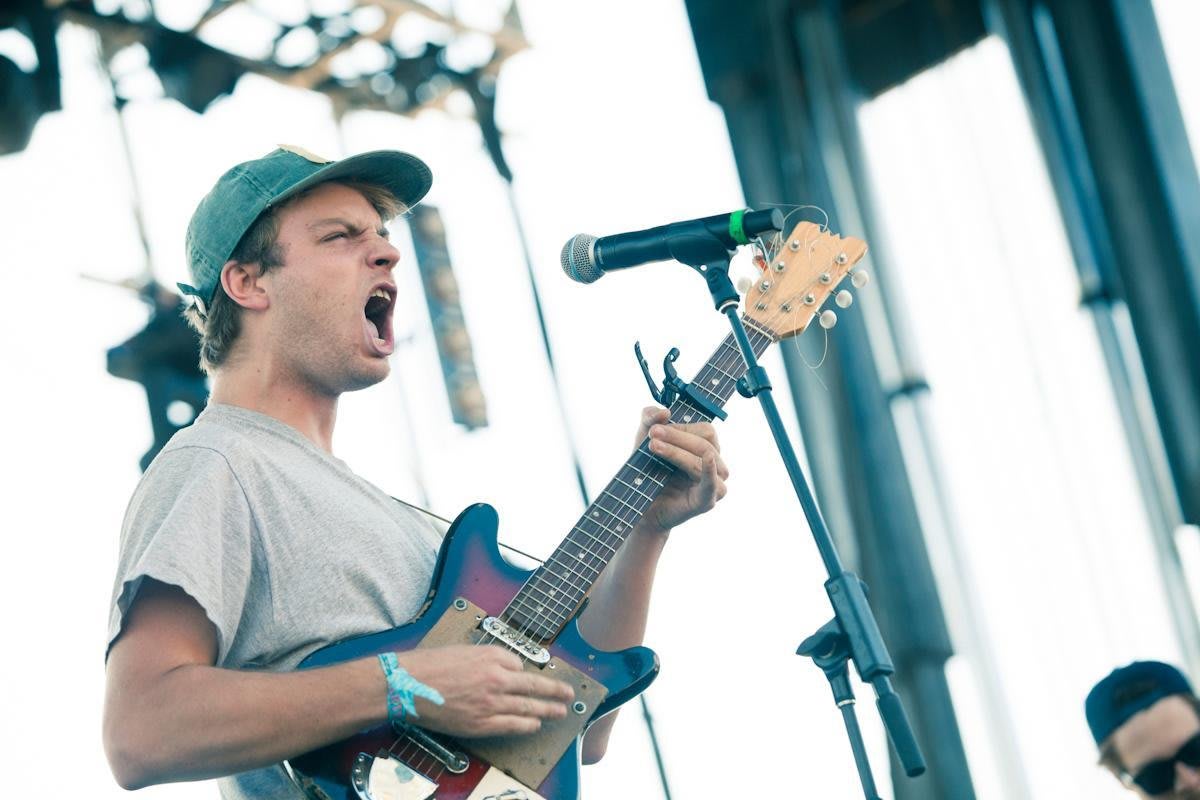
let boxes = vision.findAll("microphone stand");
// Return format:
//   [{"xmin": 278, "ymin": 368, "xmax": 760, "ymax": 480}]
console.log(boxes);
[{"xmin": 665, "ymin": 233, "xmax": 927, "ymax": 799}]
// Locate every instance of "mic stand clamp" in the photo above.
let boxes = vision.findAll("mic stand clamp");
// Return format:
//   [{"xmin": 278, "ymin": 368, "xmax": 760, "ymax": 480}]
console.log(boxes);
[
  {"xmin": 658, "ymin": 228, "xmax": 926, "ymax": 799},
  {"xmin": 797, "ymin": 613, "xmax": 882, "ymax": 800}
]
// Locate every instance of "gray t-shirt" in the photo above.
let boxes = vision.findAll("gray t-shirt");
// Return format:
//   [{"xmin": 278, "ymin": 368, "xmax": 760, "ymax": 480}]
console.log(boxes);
[{"xmin": 108, "ymin": 403, "xmax": 444, "ymax": 798}]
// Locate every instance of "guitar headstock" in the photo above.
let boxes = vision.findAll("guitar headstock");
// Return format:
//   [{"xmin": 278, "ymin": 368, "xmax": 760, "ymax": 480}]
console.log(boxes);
[{"xmin": 743, "ymin": 221, "xmax": 868, "ymax": 340}]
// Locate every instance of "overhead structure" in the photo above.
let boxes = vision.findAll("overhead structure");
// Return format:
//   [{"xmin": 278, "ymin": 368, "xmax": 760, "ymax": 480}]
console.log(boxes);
[
  {"xmin": 0, "ymin": 0, "xmax": 62, "ymax": 154},
  {"xmin": 51, "ymin": 0, "xmax": 527, "ymax": 120}
]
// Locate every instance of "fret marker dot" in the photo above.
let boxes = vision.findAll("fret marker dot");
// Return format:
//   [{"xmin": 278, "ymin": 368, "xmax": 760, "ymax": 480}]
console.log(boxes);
[
  {"xmin": 710, "ymin": 379, "xmax": 719, "ymax": 386},
  {"xmin": 615, "ymin": 525, "xmax": 624, "ymax": 532},
  {"xmin": 592, "ymin": 511, "xmax": 599, "ymax": 518},
  {"xmin": 548, "ymin": 589, "xmax": 556, "ymax": 596},
  {"xmin": 683, "ymin": 414, "xmax": 693, "ymax": 422},
  {"xmin": 634, "ymin": 477, "xmax": 643, "ymax": 485}
]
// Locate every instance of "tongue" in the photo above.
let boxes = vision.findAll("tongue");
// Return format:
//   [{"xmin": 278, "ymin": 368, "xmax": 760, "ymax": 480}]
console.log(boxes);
[{"xmin": 366, "ymin": 318, "xmax": 381, "ymax": 340}]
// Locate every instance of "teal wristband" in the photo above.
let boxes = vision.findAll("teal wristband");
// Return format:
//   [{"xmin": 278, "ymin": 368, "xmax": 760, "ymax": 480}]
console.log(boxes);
[{"xmin": 378, "ymin": 652, "xmax": 444, "ymax": 726}]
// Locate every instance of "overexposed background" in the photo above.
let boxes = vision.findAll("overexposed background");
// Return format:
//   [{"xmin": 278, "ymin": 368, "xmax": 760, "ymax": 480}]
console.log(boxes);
[{"xmin": 1, "ymin": 0, "xmax": 1198, "ymax": 797}]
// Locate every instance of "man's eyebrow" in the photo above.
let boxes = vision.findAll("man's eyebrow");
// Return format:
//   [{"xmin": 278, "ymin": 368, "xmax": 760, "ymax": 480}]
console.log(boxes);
[{"xmin": 308, "ymin": 218, "xmax": 390, "ymax": 238}]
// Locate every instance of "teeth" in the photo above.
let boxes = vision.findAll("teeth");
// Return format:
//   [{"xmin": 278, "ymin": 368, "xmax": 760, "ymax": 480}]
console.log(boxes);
[{"xmin": 370, "ymin": 288, "xmax": 391, "ymax": 301}]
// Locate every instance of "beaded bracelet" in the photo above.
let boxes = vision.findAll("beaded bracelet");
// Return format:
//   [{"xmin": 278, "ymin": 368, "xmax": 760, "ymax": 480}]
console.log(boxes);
[{"xmin": 378, "ymin": 652, "xmax": 444, "ymax": 726}]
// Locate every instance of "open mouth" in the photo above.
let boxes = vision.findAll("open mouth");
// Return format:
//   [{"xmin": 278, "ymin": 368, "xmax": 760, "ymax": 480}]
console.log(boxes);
[{"xmin": 363, "ymin": 285, "xmax": 395, "ymax": 354}]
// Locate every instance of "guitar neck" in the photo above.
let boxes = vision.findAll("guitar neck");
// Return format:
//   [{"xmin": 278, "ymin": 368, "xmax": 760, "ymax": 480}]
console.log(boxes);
[{"xmin": 502, "ymin": 319, "xmax": 775, "ymax": 642}]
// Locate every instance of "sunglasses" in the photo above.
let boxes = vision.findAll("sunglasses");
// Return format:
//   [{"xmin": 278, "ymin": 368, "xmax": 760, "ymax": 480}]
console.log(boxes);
[{"xmin": 1130, "ymin": 732, "xmax": 1200, "ymax": 795}]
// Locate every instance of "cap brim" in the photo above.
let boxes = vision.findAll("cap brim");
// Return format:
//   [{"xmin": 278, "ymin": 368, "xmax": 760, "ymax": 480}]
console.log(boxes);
[{"xmin": 274, "ymin": 149, "xmax": 433, "ymax": 212}]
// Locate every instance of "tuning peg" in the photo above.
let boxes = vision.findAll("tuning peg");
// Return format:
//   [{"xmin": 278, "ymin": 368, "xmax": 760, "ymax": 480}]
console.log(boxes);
[
  {"xmin": 819, "ymin": 309, "xmax": 837, "ymax": 329},
  {"xmin": 736, "ymin": 277, "xmax": 753, "ymax": 294},
  {"xmin": 850, "ymin": 270, "xmax": 870, "ymax": 289},
  {"xmin": 835, "ymin": 289, "xmax": 853, "ymax": 308}
]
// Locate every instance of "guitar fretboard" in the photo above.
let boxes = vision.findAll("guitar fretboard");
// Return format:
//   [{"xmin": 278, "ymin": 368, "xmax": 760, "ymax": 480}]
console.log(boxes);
[{"xmin": 499, "ymin": 319, "xmax": 775, "ymax": 642}]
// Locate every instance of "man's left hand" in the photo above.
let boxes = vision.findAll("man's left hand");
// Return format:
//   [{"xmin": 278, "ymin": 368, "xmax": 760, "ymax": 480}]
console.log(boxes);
[{"xmin": 634, "ymin": 406, "xmax": 729, "ymax": 535}]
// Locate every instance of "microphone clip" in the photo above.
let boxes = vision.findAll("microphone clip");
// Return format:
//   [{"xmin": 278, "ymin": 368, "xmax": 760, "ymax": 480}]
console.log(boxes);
[{"xmin": 633, "ymin": 341, "xmax": 728, "ymax": 420}]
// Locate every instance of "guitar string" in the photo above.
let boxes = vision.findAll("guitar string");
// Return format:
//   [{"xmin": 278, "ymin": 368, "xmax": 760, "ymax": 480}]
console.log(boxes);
[
  {"xmin": 387, "ymin": 336, "xmax": 782, "ymax": 785},
  {"xmin": 491, "ymin": 225, "xmax": 827, "ymax": 648},
  {"xmin": 385, "ymin": 339, "xmax": 759, "ymax": 786},
  {"xmin": 510, "ymin": 228, "xmax": 843, "ymax": 643},
  {"xmin": 490, "ymin": 220, "xmax": 846, "ymax": 653},
  {"xmin": 471, "ymin": 229, "xmax": 844, "ymax": 656},
  {"xmin": 457, "ymin": 241, "xmax": 839, "ymax": 741},
  {"xmin": 385, "ymin": 228, "xmax": 854, "ymax": 781},
  {"xmin": 484, "ymin": 325, "xmax": 764, "ymax": 655},
  {"xmin": 495, "ymin": 337, "xmax": 745, "ymax": 647}
]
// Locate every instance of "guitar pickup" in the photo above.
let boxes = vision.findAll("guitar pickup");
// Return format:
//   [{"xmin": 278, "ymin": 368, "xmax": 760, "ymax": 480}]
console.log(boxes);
[{"xmin": 479, "ymin": 617, "xmax": 551, "ymax": 665}]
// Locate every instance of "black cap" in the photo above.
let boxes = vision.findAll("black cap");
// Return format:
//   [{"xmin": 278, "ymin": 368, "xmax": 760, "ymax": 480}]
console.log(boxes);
[{"xmin": 1086, "ymin": 661, "xmax": 1193, "ymax": 745}]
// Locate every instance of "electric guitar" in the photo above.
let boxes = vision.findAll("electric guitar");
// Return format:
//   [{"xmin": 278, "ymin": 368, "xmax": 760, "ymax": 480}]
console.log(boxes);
[{"xmin": 286, "ymin": 221, "xmax": 868, "ymax": 800}]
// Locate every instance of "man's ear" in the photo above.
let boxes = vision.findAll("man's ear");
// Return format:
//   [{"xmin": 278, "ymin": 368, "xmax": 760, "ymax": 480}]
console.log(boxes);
[{"xmin": 220, "ymin": 260, "xmax": 270, "ymax": 311}]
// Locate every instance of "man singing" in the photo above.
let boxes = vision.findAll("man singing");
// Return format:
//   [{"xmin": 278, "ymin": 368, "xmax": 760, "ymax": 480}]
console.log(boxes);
[
  {"xmin": 1087, "ymin": 661, "xmax": 1200, "ymax": 799},
  {"xmin": 103, "ymin": 145, "xmax": 729, "ymax": 797}
]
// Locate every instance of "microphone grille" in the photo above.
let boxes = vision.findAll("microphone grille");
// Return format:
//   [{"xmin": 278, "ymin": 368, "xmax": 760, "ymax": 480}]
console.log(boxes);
[{"xmin": 561, "ymin": 234, "xmax": 601, "ymax": 284}]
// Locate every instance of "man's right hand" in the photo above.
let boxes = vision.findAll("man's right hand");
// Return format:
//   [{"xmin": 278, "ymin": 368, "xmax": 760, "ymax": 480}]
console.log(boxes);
[
  {"xmin": 104, "ymin": 581, "xmax": 575, "ymax": 789},
  {"xmin": 398, "ymin": 644, "xmax": 575, "ymax": 738}
]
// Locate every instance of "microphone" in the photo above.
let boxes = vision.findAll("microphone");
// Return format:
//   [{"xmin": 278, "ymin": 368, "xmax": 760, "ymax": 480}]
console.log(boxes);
[{"xmin": 560, "ymin": 208, "xmax": 784, "ymax": 283}]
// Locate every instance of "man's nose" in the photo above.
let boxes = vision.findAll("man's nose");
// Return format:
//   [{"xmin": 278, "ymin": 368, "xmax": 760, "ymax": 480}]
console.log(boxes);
[
  {"xmin": 369, "ymin": 236, "xmax": 400, "ymax": 270},
  {"xmin": 1176, "ymin": 760, "xmax": 1200, "ymax": 790}
]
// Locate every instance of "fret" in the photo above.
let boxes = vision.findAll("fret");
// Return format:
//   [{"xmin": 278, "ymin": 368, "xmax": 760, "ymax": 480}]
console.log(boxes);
[
  {"xmin": 611, "ymin": 476, "xmax": 654, "ymax": 503},
  {"xmin": 507, "ymin": 597, "xmax": 552, "ymax": 627},
  {"xmin": 536, "ymin": 557, "xmax": 586, "ymax": 588},
  {"xmin": 571, "ymin": 523, "xmax": 624, "ymax": 554},
  {"xmin": 567, "ymin": 527, "xmax": 618, "ymax": 556},
  {"xmin": 706, "ymin": 362, "xmax": 741, "ymax": 382},
  {"xmin": 690, "ymin": 382, "xmax": 723, "ymax": 404},
  {"xmin": 520, "ymin": 583, "xmax": 575, "ymax": 615},
  {"xmin": 538, "ymin": 564, "xmax": 589, "ymax": 597},
  {"xmin": 671, "ymin": 403, "xmax": 713, "ymax": 425},
  {"xmin": 635, "ymin": 449, "xmax": 676, "ymax": 473},
  {"xmin": 547, "ymin": 554, "xmax": 597, "ymax": 584},
  {"xmin": 587, "ymin": 496, "xmax": 643, "ymax": 523},
  {"xmin": 621, "ymin": 465, "xmax": 665, "ymax": 489},
  {"xmin": 561, "ymin": 532, "xmax": 614, "ymax": 563},
  {"xmin": 579, "ymin": 511, "xmax": 633, "ymax": 542},
  {"xmin": 597, "ymin": 490, "xmax": 648, "ymax": 519}
]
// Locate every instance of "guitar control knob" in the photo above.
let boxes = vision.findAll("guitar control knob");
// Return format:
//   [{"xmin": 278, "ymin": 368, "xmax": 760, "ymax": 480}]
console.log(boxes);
[{"xmin": 819, "ymin": 310, "xmax": 838, "ymax": 329}]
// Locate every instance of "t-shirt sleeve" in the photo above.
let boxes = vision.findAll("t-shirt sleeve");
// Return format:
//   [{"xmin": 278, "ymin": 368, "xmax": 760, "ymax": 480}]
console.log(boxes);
[{"xmin": 107, "ymin": 445, "xmax": 257, "ymax": 666}]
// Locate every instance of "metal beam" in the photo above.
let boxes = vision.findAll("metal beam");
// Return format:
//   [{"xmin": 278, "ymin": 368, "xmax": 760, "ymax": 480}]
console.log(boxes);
[
  {"xmin": 684, "ymin": 0, "xmax": 978, "ymax": 796},
  {"xmin": 983, "ymin": 0, "xmax": 1200, "ymax": 676}
]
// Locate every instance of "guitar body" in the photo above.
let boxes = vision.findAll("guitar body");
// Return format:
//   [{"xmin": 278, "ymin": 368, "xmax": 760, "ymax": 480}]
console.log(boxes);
[{"xmin": 288, "ymin": 503, "xmax": 660, "ymax": 800}]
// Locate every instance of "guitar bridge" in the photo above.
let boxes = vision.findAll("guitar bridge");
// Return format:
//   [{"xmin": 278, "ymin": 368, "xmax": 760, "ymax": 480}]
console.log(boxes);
[
  {"xmin": 480, "ymin": 616, "xmax": 551, "ymax": 665},
  {"xmin": 391, "ymin": 724, "xmax": 470, "ymax": 774}
]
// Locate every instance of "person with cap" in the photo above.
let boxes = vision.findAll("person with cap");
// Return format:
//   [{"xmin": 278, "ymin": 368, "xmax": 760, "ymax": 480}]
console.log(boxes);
[
  {"xmin": 101, "ymin": 146, "xmax": 729, "ymax": 797},
  {"xmin": 1087, "ymin": 661, "xmax": 1200, "ymax": 798}
]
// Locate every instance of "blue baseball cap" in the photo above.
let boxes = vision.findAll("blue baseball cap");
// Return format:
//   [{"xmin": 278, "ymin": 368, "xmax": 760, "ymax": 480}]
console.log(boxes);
[
  {"xmin": 180, "ymin": 144, "xmax": 432, "ymax": 308},
  {"xmin": 1086, "ymin": 661, "xmax": 1193, "ymax": 745}
]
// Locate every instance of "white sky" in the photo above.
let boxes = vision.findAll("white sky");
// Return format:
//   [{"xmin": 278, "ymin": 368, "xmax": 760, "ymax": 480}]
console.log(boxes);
[{"xmin": 1, "ymin": 1, "xmax": 1198, "ymax": 798}]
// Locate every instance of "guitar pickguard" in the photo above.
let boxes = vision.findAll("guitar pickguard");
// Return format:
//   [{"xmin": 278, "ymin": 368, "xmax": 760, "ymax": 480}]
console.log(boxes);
[{"xmin": 418, "ymin": 599, "xmax": 609, "ymax": 789}]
